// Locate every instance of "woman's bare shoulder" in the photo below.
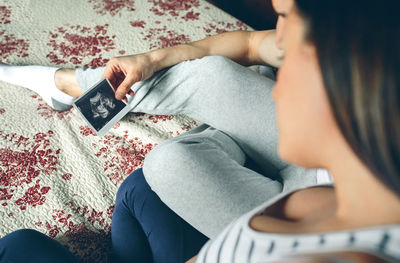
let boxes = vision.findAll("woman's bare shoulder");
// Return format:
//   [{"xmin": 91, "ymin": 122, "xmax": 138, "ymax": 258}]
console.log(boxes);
[
  {"xmin": 265, "ymin": 186, "xmax": 336, "ymax": 220},
  {"xmin": 249, "ymin": 186, "xmax": 337, "ymax": 234}
]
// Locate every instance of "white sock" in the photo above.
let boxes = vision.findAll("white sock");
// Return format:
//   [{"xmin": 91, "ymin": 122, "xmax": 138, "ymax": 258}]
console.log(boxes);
[{"xmin": 0, "ymin": 64, "xmax": 74, "ymax": 111}]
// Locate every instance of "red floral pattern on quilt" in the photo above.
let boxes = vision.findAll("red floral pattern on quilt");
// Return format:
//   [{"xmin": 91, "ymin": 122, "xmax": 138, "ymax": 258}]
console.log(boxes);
[
  {"xmin": 130, "ymin": 20, "xmax": 146, "ymax": 28},
  {"xmin": 15, "ymin": 180, "xmax": 51, "ymax": 210},
  {"xmin": 143, "ymin": 26, "xmax": 191, "ymax": 49},
  {"xmin": 0, "ymin": 130, "xmax": 59, "ymax": 207},
  {"xmin": 0, "ymin": 5, "xmax": 11, "ymax": 24},
  {"xmin": 94, "ymin": 131, "xmax": 155, "ymax": 185},
  {"xmin": 203, "ymin": 20, "xmax": 249, "ymax": 36},
  {"xmin": 0, "ymin": 30, "xmax": 29, "ymax": 61},
  {"xmin": 31, "ymin": 95, "xmax": 73, "ymax": 120},
  {"xmin": 88, "ymin": 0, "xmax": 135, "ymax": 16},
  {"xmin": 46, "ymin": 24, "xmax": 116, "ymax": 67},
  {"xmin": 149, "ymin": 0, "xmax": 200, "ymax": 17},
  {"xmin": 0, "ymin": 0, "xmax": 250, "ymax": 261}
]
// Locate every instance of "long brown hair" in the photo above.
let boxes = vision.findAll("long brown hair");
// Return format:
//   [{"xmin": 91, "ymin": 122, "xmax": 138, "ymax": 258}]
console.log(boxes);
[{"xmin": 295, "ymin": 0, "xmax": 400, "ymax": 194}]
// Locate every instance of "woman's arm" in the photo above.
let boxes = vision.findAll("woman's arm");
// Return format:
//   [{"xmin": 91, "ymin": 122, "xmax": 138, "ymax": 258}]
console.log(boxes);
[
  {"xmin": 150, "ymin": 29, "xmax": 283, "ymax": 71},
  {"xmin": 252, "ymin": 30, "xmax": 283, "ymax": 67},
  {"xmin": 102, "ymin": 30, "xmax": 283, "ymax": 100}
]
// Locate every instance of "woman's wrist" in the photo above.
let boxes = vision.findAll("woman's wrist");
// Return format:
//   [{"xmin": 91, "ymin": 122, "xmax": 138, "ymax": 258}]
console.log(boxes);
[
  {"xmin": 147, "ymin": 48, "xmax": 167, "ymax": 72},
  {"xmin": 147, "ymin": 44, "xmax": 207, "ymax": 72},
  {"xmin": 147, "ymin": 46, "xmax": 182, "ymax": 72}
]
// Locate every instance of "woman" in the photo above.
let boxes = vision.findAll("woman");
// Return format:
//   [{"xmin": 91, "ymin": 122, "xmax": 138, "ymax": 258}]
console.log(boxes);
[{"xmin": 1, "ymin": 0, "xmax": 399, "ymax": 262}]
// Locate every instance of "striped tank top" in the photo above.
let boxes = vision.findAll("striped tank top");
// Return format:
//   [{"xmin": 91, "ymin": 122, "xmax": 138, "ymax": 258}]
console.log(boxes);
[{"xmin": 195, "ymin": 184, "xmax": 400, "ymax": 262}]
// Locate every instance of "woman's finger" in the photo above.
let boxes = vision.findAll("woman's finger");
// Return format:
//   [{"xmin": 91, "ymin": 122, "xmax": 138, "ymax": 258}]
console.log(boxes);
[
  {"xmin": 115, "ymin": 72, "xmax": 140, "ymax": 100},
  {"xmin": 101, "ymin": 60, "xmax": 115, "ymax": 80}
]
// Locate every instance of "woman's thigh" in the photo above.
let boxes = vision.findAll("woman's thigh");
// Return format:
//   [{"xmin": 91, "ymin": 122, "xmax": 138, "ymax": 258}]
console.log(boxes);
[
  {"xmin": 143, "ymin": 124, "xmax": 283, "ymax": 238},
  {"xmin": 76, "ymin": 56, "xmax": 287, "ymax": 174}
]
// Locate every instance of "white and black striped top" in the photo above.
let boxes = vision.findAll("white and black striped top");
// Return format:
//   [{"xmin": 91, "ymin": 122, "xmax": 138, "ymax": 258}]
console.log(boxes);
[{"xmin": 196, "ymin": 184, "xmax": 400, "ymax": 262}]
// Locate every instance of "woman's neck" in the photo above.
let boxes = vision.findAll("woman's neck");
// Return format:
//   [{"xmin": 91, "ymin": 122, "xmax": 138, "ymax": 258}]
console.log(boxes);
[{"xmin": 328, "ymin": 150, "xmax": 400, "ymax": 227}]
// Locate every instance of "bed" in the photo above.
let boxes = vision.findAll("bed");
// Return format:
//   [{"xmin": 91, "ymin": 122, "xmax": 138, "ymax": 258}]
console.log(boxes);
[{"xmin": 0, "ymin": 0, "xmax": 250, "ymax": 261}]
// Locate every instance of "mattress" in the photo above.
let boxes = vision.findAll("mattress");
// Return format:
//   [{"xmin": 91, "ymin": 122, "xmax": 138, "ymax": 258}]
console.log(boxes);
[{"xmin": 0, "ymin": 0, "xmax": 250, "ymax": 261}]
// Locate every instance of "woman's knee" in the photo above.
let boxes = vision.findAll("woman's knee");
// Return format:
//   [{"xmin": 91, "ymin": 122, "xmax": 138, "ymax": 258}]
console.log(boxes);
[
  {"xmin": 142, "ymin": 139, "xmax": 199, "ymax": 190},
  {"xmin": 116, "ymin": 168, "xmax": 149, "ymax": 204},
  {"xmin": 172, "ymin": 56, "xmax": 240, "ymax": 87},
  {"xmin": 0, "ymin": 229, "xmax": 79, "ymax": 262},
  {"xmin": 0, "ymin": 229, "xmax": 47, "ymax": 250},
  {"xmin": 196, "ymin": 55, "xmax": 236, "ymax": 68},
  {"xmin": 191, "ymin": 55, "xmax": 239, "ymax": 78},
  {"xmin": 182, "ymin": 56, "xmax": 265, "ymax": 104},
  {"xmin": 2, "ymin": 229, "xmax": 43, "ymax": 241}
]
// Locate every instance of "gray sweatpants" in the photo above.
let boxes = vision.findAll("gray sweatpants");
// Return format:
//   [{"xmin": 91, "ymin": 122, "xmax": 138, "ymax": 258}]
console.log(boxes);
[{"xmin": 76, "ymin": 56, "xmax": 320, "ymax": 238}]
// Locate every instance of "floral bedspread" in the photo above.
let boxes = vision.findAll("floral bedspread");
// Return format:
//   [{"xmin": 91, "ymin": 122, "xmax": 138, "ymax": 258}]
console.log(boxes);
[{"xmin": 0, "ymin": 0, "xmax": 250, "ymax": 261}]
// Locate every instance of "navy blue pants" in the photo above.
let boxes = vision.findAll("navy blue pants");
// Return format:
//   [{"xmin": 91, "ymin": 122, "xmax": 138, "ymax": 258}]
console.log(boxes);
[{"xmin": 0, "ymin": 169, "xmax": 208, "ymax": 263}]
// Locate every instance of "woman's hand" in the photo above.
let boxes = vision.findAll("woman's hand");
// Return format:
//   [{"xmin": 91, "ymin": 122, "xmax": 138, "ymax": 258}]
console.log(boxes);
[{"xmin": 102, "ymin": 53, "xmax": 156, "ymax": 101}]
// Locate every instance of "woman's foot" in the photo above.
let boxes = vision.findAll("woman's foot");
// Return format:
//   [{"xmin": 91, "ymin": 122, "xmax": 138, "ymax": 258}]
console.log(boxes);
[
  {"xmin": 0, "ymin": 64, "xmax": 81, "ymax": 111},
  {"xmin": 54, "ymin": 68, "xmax": 82, "ymax": 98}
]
